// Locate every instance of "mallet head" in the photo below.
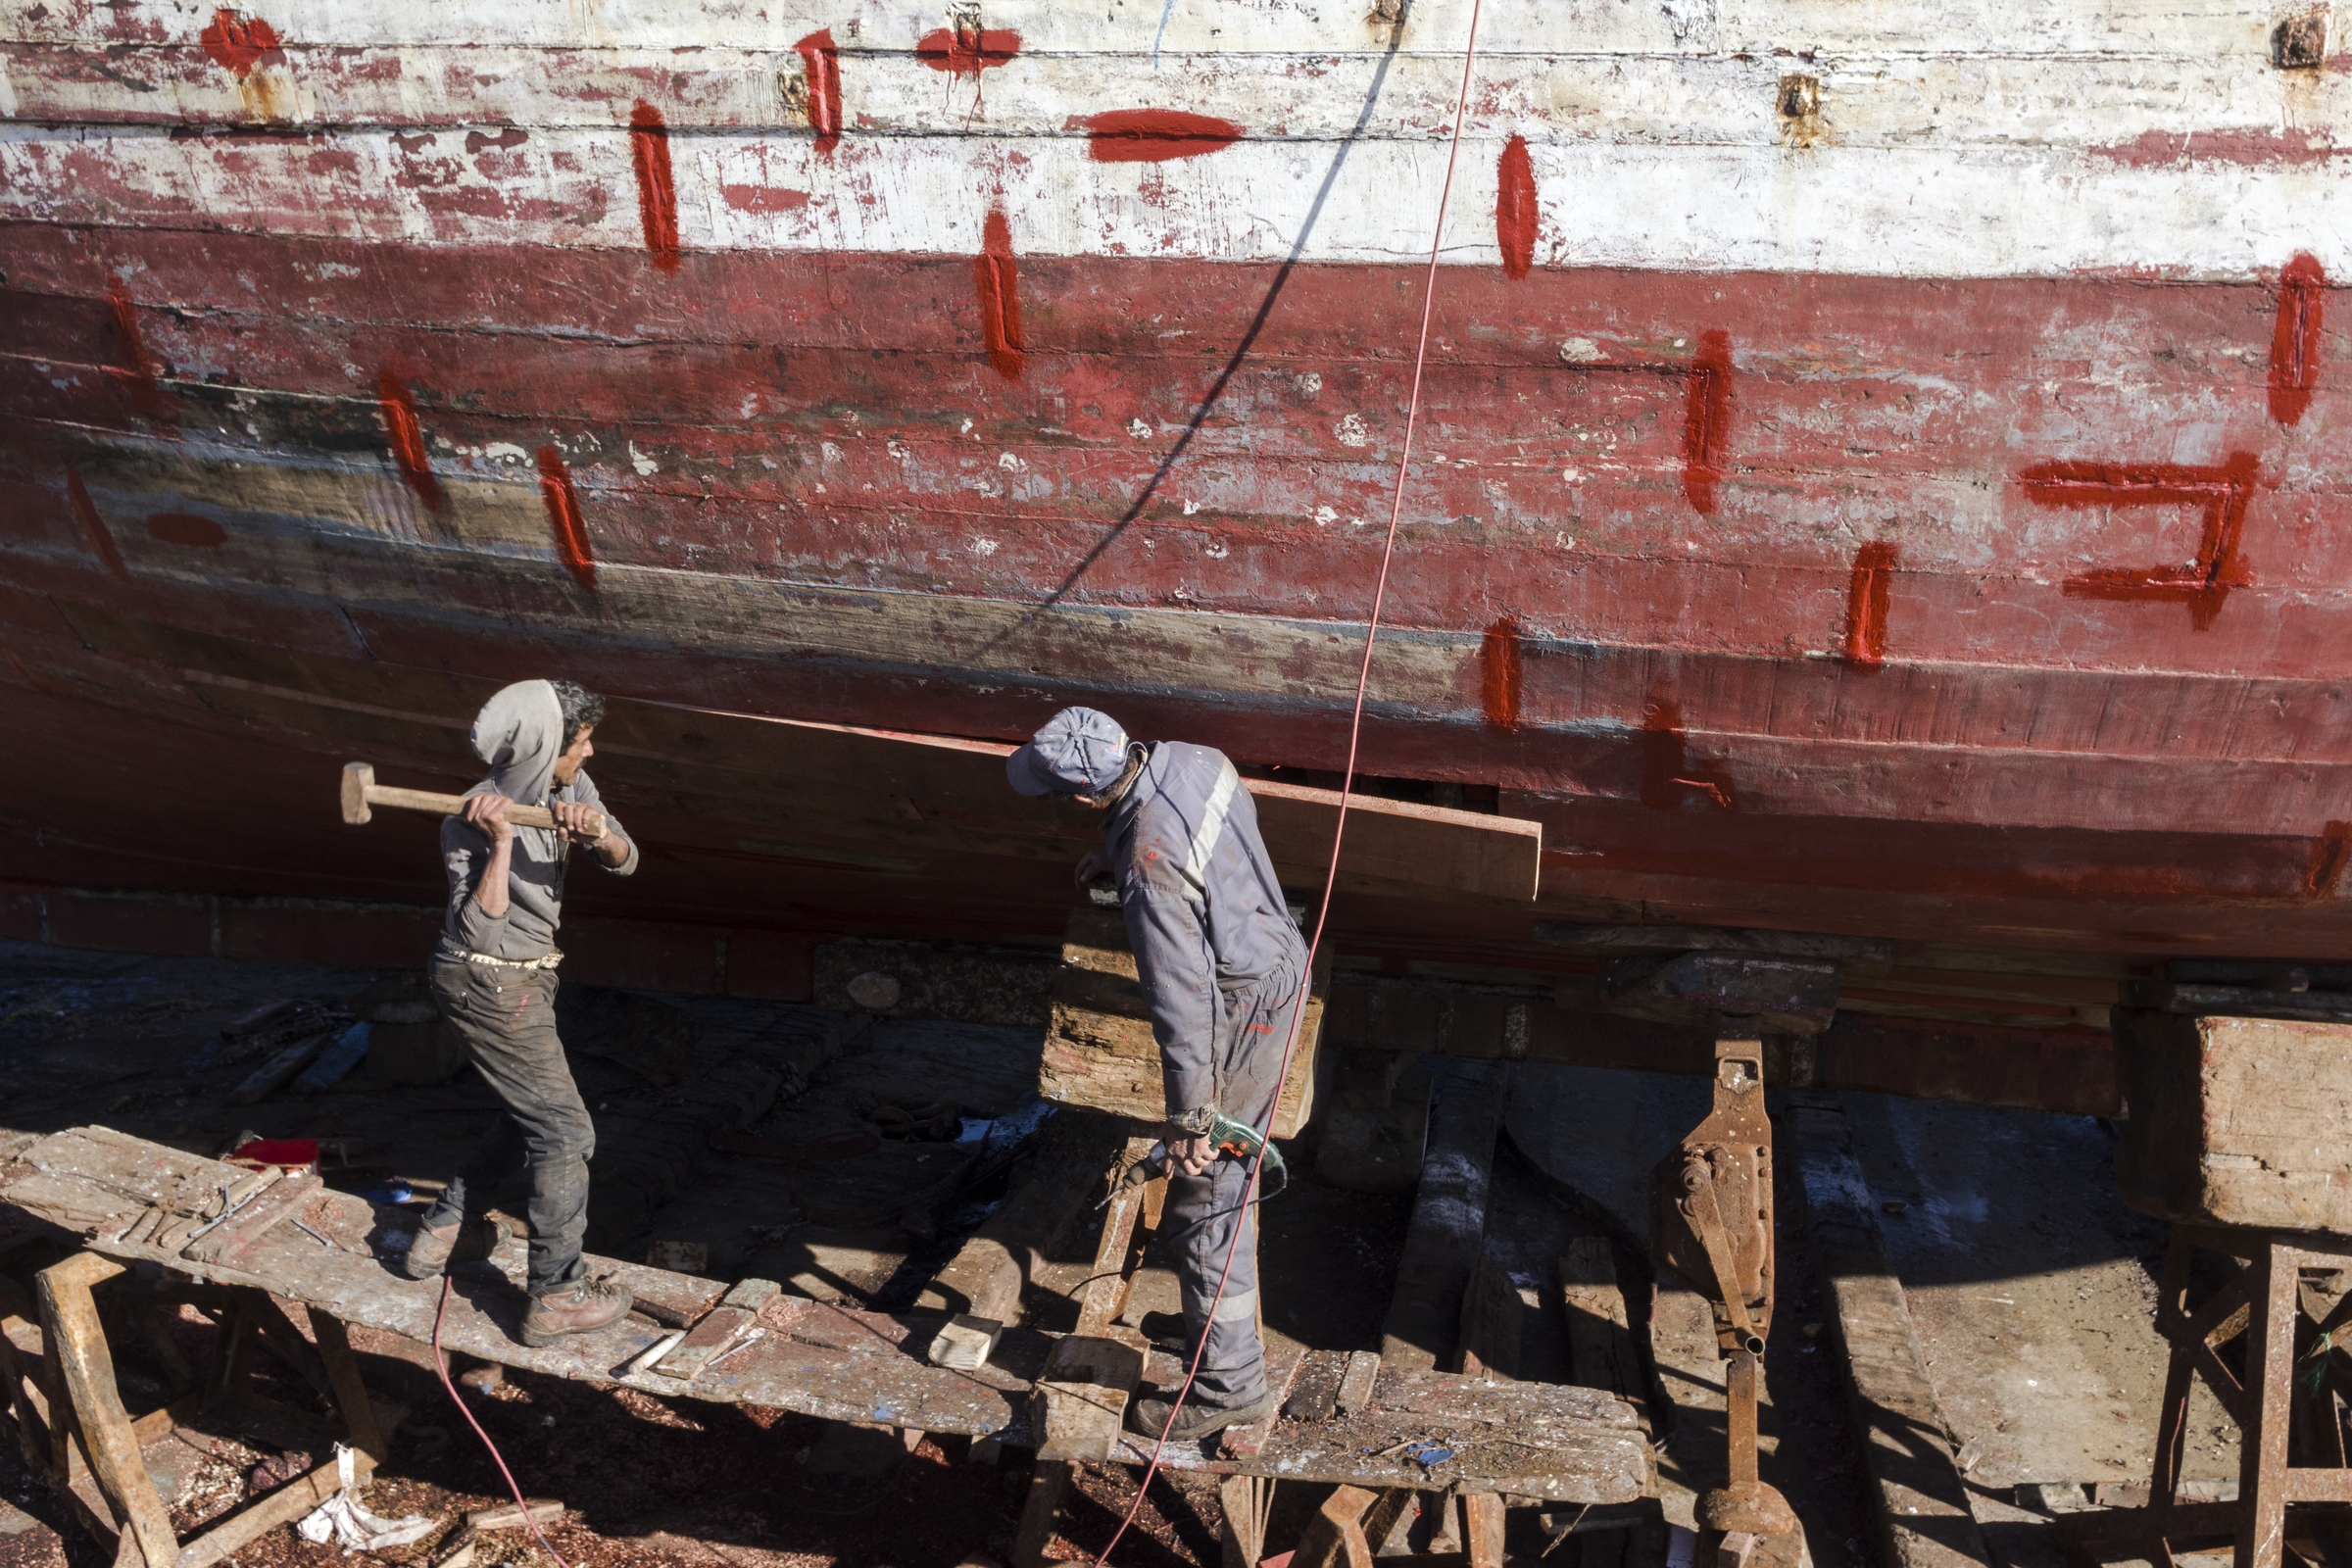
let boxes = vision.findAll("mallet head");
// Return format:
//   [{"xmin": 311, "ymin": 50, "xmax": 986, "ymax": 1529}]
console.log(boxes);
[{"xmin": 341, "ymin": 761, "xmax": 374, "ymax": 825}]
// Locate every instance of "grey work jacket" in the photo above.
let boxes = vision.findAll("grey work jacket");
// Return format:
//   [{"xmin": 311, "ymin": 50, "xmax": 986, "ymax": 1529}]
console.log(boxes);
[
  {"xmin": 1105, "ymin": 742, "xmax": 1306, "ymax": 1120},
  {"xmin": 438, "ymin": 770, "xmax": 638, "ymax": 961}
]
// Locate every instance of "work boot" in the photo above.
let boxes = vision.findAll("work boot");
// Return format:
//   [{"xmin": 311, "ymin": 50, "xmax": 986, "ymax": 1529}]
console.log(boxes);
[
  {"xmin": 396, "ymin": 1216, "xmax": 505, "ymax": 1281},
  {"xmin": 1125, "ymin": 1385, "xmax": 1279, "ymax": 1443},
  {"xmin": 518, "ymin": 1277, "xmax": 634, "ymax": 1348}
]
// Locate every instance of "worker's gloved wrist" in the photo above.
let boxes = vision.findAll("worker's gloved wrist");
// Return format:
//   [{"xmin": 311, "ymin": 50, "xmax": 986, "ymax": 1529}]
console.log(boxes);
[{"xmin": 1167, "ymin": 1105, "xmax": 1217, "ymax": 1137}]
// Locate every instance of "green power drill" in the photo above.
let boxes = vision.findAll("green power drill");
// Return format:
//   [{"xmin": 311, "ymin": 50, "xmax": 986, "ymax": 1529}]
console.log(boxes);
[{"xmin": 1096, "ymin": 1110, "xmax": 1287, "ymax": 1208}]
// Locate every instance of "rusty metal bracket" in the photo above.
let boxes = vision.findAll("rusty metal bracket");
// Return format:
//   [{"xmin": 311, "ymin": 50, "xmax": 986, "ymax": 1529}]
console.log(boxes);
[{"xmin": 1650, "ymin": 1032, "xmax": 1795, "ymax": 1540}]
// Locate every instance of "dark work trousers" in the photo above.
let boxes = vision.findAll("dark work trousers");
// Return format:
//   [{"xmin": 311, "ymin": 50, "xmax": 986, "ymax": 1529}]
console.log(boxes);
[
  {"xmin": 1166, "ymin": 961, "xmax": 1305, "ymax": 1407},
  {"xmin": 421, "ymin": 956, "xmax": 595, "ymax": 1297}
]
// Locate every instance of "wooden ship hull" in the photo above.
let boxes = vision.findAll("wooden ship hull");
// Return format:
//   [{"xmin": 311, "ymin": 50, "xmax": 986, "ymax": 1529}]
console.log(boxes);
[{"xmin": 1, "ymin": 1, "xmax": 2347, "ymax": 1091}]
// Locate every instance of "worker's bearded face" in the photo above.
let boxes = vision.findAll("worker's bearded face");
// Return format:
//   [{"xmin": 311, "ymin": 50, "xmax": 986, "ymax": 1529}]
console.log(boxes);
[{"xmin": 551, "ymin": 726, "xmax": 595, "ymax": 785}]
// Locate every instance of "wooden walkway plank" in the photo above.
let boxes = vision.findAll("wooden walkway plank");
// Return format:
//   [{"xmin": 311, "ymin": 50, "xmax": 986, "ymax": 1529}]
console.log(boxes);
[
  {"xmin": 1, "ymin": 1125, "xmax": 1650, "ymax": 1501},
  {"xmin": 1784, "ymin": 1096, "xmax": 1994, "ymax": 1568}
]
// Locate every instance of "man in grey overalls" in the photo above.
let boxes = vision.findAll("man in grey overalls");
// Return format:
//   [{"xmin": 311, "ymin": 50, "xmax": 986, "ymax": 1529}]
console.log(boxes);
[{"xmin": 1009, "ymin": 707, "xmax": 1308, "ymax": 1440}]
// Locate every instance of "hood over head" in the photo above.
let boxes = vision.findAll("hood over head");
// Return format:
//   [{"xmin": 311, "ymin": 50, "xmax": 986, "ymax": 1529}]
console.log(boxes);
[{"xmin": 467, "ymin": 680, "xmax": 565, "ymax": 806}]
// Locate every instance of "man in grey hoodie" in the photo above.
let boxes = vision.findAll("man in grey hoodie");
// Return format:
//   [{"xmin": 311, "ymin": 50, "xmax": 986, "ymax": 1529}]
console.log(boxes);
[
  {"xmin": 1008, "ymin": 707, "xmax": 1307, "ymax": 1441},
  {"xmin": 397, "ymin": 679, "xmax": 640, "ymax": 1348}
]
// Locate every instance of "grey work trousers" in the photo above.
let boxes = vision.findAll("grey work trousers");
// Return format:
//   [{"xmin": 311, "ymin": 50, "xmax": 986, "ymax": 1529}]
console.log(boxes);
[
  {"xmin": 421, "ymin": 956, "xmax": 596, "ymax": 1297},
  {"xmin": 1165, "ymin": 963, "xmax": 1305, "ymax": 1407}
]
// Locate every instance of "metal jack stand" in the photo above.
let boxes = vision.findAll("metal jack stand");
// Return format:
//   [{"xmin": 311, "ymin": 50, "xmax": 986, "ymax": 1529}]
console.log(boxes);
[
  {"xmin": 2063, "ymin": 1226, "xmax": 2352, "ymax": 1568},
  {"xmin": 0, "ymin": 1250, "xmax": 399, "ymax": 1568},
  {"xmin": 1651, "ymin": 1032, "xmax": 1796, "ymax": 1541}
]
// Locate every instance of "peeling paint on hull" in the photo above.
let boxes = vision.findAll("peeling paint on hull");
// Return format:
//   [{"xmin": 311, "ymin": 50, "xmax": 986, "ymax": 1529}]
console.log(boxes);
[{"xmin": 3, "ymin": 0, "xmax": 2349, "ymax": 965}]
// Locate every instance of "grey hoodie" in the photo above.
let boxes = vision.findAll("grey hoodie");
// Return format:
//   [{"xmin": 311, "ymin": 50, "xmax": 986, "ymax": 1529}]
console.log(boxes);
[
  {"xmin": 437, "ymin": 680, "xmax": 637, "ymax": 961},
  {"xmin": 1105, "ymin": 741, "xmax": 1306, "ymax": 1118}
]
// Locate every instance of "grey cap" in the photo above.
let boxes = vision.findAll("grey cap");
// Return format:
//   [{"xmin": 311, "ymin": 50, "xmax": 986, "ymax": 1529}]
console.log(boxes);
[{"xmin": 1006, "ymin": 707, "xmax": 1133, "ymax": 797}]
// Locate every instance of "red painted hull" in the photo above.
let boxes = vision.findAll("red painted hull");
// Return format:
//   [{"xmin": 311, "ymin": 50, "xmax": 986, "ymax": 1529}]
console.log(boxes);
[{"xmin": 3, "ymin": 223, "xmax": 2348, "ymax": 967}]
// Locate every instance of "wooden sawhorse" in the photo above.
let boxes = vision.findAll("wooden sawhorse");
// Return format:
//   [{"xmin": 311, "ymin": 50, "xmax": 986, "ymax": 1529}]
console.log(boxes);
[{"xmin": 1, "ymin": 1249, "xmax": 397, "ymax": 1568}]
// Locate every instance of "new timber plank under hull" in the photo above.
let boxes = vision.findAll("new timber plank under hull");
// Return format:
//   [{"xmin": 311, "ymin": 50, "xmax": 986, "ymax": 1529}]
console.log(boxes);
[
  {"xmin": 0, "ymin": 1125, "xmax": 1655, "ymax": 1502},
  {"xmin": 3, "ymin": 0, "xmax": 2350, "ymax": 967}
]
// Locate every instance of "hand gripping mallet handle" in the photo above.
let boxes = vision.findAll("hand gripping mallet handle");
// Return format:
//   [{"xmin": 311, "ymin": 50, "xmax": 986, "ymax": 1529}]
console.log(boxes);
[{"xmin": 339, "ymin": 761, "xmax": 605, "ymax": 838}]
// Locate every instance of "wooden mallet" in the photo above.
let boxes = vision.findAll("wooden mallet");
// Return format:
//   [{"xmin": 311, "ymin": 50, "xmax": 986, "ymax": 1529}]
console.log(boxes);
[{"xmin": 340, "ymin": 761, "xmax": 605, "ymax": 837}]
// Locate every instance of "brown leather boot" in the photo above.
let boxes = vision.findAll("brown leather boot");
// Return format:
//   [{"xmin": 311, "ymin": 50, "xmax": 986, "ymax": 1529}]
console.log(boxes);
[
  {"xmin": 518, "ymin": 1277, "xmax": 634, "ymax": 1347},
  {"xmin": 396, "ymin": 1216, "xmax": 505, "ymax": 1281}
]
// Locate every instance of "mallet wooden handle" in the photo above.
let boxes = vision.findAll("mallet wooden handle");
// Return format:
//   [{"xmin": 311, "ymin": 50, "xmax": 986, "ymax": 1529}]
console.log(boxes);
[{"xmin": 340, "ymin": 762, "xmax": 605, "ymax": 837}]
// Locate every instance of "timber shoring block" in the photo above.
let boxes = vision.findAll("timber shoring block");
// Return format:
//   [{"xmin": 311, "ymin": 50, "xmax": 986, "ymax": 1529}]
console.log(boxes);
[
  {"xmin": 1785, "ymin": 1096, "xmax": 1993, "ymax": 1568},
  {"xmin": 1380, "ymin": 1062, "xmax": 1510, "ymax": 1373}
]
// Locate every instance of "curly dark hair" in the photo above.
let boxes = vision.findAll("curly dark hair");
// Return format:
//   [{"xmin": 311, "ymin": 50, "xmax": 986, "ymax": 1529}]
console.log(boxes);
[{"xmin": 550, "ymin": 680, "xmax": 606, "ymax": 747}]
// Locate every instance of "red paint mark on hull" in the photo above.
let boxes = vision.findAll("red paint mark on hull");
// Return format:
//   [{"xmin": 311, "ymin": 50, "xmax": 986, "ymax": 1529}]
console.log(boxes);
[
  {"xmin": 2024, "ymin": 452, "xmax": 2259, "ymax": 630},
  {"xmin": 721, "ymin": 184, "xmax": 810, "ymax": 214},
  {"xmin": 1640, "ymin": 698, "xmax": 1737, "ymax": 810},
  {"xmin": 794, "ymin": 30, "xmax": 843, "ymax": 156},
  {"xmin": 536, "ymin": 446, "xmax": 597, "ymax": 590},
  {"xmin": 198, "ymin": 9, "xmax": 281, "ymax": 76},
  {"xmin": 1082, "ymin": 109, "xmax": 1244, "ymax": 163},
  {"xmin": 1494, "ymin": 135, "xmax": 1536, "ymax": 280},
  {"xmin": 376, "ymin": 368, "xmax": 446, "ymax": 513},
  {"xmin": 1479, "ymin": 617, "xmax": 1522, "ymax": 732},
  {"xmin": 915, "ymin": 25, "xmax": 1021, "ymax": 77},
  {"xmin": 2269, "ymin": 252, "xmax": 2327, "ymax": 426},
  {"xmin": 104, "ymin": 283, "xmax": 172, "ymax": 426},
  {"xmin": 64, "ymin": 467, "xmax": 127, "ymax": 578},
  {"xmin": 2308, "ymin": 821, "xmax": 2352, "ymax": 899},
  {"xmin": 1681, "ymin": 329, "xmax": 1732, "ymax": 515},
  {"xmin": 146, "ymin": 512, "xmax": 225, "ymax": 547},
  {"xmin": 2093, "ymin": 127, "xmax": 2341, "ymax": 167},
  {"xmin": 975, "ymin": 210, "xmax": 1024, "ymax": 381},
  {"xmin": 629, "ymin": 101, "xmax": 680, "ymax": 272},
  {"xmin": 1843, "ymin": 540, "xmax": 1896, "ymax": 666}
]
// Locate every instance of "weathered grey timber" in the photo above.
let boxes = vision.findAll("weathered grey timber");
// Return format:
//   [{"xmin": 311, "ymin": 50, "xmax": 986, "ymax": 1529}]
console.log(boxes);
[
  {"xmin": 1380, "ymin": 1060, "xmax": 1510, "ymax": 1373},
  {"xmin": 1785, "ymin": 1097, "xmax": 1993, "ymax": 1568},
  {"xmin": 0, "ymin": 1125, "xmax": 1650, "ymax": 1502}
]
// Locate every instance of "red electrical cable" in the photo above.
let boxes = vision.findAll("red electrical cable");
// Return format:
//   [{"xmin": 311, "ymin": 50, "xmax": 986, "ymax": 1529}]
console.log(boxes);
[
  {"xmin": 433, "ymin": 1276, "xmax": 574, "ymax": 1568},
  {"xmin": 1090, "ymin": 2, "xmax": 1490, "ymax": 1560}
]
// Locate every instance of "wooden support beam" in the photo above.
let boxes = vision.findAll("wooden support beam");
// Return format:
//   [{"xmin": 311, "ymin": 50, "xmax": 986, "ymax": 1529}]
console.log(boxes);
[
  {"xmin": 1785, "ymin": 1096, "xmax": 1993, "ymax": 1568},
  {"xmin": 308, "ymin": 1309, "xmax": 386, "ymax": 1460},
  {"xmin": 1010, "ymin": 1460, "xmax": 1074, "ymax": 1568},
  {"xmin": 913, "ymin": 1110, "xmax": 1125, "ymax": 1323},
  {"xmin": 35, "ymin": 1253, "xmax": 178, "ymax": 1568},
  {"xmin": 1559, "ymin": 1240, "xmax": 1642, "ymax": 1411},
  {"xmin": 1380, "ymin": 1062, "xmax": 1508, "ymax": 1373},
  {"xmin": 1219, "ymin": 1474, "xmax": 1274, "ymax": 1568},
  {"xmin": 1462, "ymin": 1491, "xmax": 1507, "ymax": 1568}
]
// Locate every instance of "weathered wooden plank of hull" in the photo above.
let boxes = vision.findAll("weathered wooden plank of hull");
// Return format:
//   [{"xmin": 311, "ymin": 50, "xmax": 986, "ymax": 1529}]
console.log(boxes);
[{"xmin": 3, "ymin": 0, "xmax": 2347, "ymax": 971}]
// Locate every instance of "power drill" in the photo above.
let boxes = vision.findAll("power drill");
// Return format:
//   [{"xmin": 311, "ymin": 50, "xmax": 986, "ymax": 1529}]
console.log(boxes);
[{"xmin": 1096, "ymin": 1110, "xmax": 1286, "ymax": 1208}]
